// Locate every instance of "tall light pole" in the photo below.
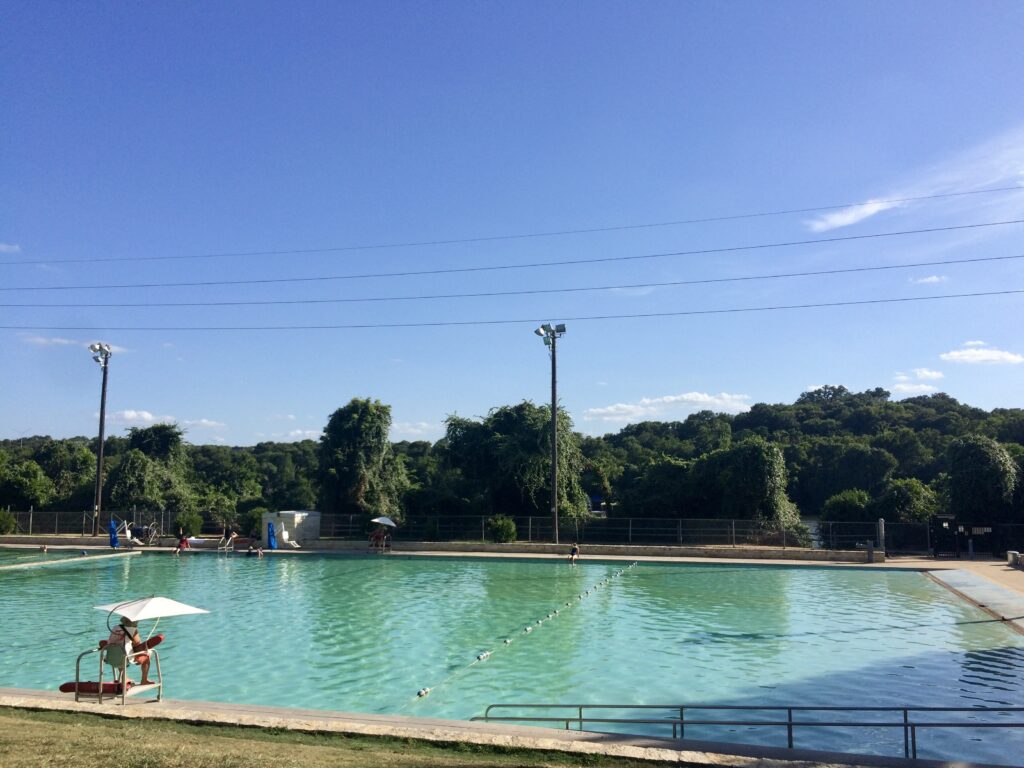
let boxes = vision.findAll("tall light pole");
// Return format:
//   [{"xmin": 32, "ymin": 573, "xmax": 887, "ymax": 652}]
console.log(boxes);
[
  {"xmin": 534, "ymin": 323, "xmax": 566, "ymax": 544},
  {"xmin": 89, "ymin": 343, "xmax": 112, "ymax": 536}
]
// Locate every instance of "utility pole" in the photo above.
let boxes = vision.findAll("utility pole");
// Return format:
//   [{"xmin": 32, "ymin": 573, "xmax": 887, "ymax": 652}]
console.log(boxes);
[
  {"xmin": 89, "ymin": 343, "xmax": 112, "ymax": 536},
  {"xmin": 534, "ymin": 323, "xmax": 566, "ymax": 544}
]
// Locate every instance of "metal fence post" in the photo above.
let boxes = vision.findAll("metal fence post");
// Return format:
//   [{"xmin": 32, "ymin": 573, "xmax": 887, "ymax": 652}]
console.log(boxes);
[
  {"xmin": 878, "ymin": 518, "xmax": 885, "ymax": 549},
  {"xmin": 481, "ymin": 516, "xmax": 486, "ymax": 542},
  {"xmin": 28, "ymin": 508, "xmax": 33, "ymax": 535},
  {"xmin": 628, "ymin": 518, "xmax": 632, "ymax": 544},
  {"xmin": 528, "ymin": 517, "xmax": 532, "ymax": 542},
  {"xmin": 787, "ymin": 708, "xmax": 794, "ymax": 748},
  {"xmin": 677, "ymin": 519, "xmax": 682, "ymax": 544},
  {"xmin": 782, "ymin": 526, "xmax": 787, "ymax": 549},
  {"xmin": 902, "ymin": 709, "xmax": 909, "ymax": 758}
]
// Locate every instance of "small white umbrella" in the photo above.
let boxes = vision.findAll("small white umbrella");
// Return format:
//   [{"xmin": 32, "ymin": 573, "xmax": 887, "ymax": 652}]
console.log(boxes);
[
  {"xmin": 370, "ymin": 516, "xmax": 397, "ymax": 528},
  {"xmin": 94, "ymin": 596, "xmax": 209, "ymax": 622},
  {"xmin": 94, "ymin": 596, "xmax": 209, "ymax": 636}
]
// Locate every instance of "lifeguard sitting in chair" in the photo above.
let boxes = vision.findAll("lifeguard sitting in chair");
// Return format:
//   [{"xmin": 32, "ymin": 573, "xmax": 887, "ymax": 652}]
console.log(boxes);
[{"xmin": 104, "ymin": 617, "xmax": 156, "ymax": 685}]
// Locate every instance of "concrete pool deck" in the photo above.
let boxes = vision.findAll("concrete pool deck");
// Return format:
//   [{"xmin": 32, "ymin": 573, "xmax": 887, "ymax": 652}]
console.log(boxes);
[{"xmin": 0, "ymin": 686, "xmax": 1007, "ymax": 768}]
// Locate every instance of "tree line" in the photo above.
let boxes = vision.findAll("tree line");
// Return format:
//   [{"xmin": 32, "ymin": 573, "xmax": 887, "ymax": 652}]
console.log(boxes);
[{"xmin": 1, "ymin": 386, "xmax": 1021, "ymax": 537}]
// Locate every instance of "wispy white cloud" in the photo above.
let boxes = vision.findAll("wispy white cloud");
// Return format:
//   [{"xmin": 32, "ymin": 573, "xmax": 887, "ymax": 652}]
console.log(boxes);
[
  {"xmin": 391, "ymin": 421, "xmax": 442, "ymax": 440},
  {"xmin": 805, "ymin": 200, "xmax": 904, "ymax": 233},
  {"xmin": 804, "ymin": 124, "xmax": 1024, "ymax": 233},
  {"xmin": 909, "ymin": 275, "xmax": 948, "ymax": 285},
  {"xmin": 964, "ymin": 340, "xmax": 987, "ymax": 347},
  {"xmin": 183, "ymin": 418, "xmax": 226, "ymax": 429},
  {"xmin": 22, "ymin": 336, "xmax": 81, "ymax": 347},
  {"xmin": 107, "ymin": 410, "xmax": 175, "ymax": 426},
  {"xmin": 940, "ymin": 346, "xmax": 1023, "ymax": 364},
  {"xmin": 0, "ymin": 243, "xmax": 22, "ymax": 253},
  {"xmin": 584, "ymin": 391, "xmax": 751, "ymax": 423},
  {"xmin": 893, "ymin": 373, "xmax": 910, "ymax": 382},
  {"xmin": 21, "ymin": 335, "xmax": 129, "ymax": 353},
  {"xmin": 913, "ymin": 368, "xmax": 944, "ymax": 380},
  {"xmin": 287, "ymin": 429, "xmax": 321, "ymax": 440},
  {"xmin": 892, "ymin": 383, "xmax": 938, "ymax": 394}
]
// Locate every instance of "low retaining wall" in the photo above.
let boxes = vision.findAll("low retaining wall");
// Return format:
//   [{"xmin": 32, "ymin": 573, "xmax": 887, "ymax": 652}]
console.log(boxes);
[
  {"xmin": 1, "ymin": 536, "xmax": 881, "ymax": 563},
  {"xmin": 312, "ymin": 539, "xmax": 882, "ymax": 563}
]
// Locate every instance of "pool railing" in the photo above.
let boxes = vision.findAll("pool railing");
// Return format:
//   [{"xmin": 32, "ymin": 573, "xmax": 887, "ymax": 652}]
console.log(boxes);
[{"xmin": 472, "ymin": 703, "xmax": 1024, "ymax": 760}]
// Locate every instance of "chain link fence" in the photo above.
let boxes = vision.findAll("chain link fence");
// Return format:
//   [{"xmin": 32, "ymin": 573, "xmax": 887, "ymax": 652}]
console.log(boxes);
[{"xmin": 5, "ymin": 508, "xmax": 1022, "ymax": 556}]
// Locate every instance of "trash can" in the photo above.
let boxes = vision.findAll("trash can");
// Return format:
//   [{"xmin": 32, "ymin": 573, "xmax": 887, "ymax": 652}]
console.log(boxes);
[{"xmin": 1008, "ymin": 551, "xmax": 1020, "ymax": 567}]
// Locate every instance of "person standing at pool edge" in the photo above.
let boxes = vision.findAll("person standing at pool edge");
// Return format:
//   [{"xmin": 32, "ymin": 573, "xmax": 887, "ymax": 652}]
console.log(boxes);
[{"xmin": 569, "ymin": 542, "xmax": 580, "ymax": 564}]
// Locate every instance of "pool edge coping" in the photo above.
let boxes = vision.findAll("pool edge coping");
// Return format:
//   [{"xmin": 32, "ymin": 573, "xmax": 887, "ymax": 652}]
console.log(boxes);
[{"xmin": 0, "ymin": 687, "xmax": 1004, "ymax": 768}]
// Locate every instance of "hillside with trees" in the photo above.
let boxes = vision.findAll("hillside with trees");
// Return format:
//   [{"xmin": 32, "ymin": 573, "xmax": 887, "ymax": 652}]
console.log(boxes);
[{"xmin": 1, "ymin": 388, "xmax": 1021, "ymax": 537}]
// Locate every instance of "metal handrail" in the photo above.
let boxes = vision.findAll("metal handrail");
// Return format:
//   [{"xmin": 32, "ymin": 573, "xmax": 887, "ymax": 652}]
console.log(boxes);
[{"xmin": 472, "ymin": 703, "xmax": 1024, "ymax": 759}]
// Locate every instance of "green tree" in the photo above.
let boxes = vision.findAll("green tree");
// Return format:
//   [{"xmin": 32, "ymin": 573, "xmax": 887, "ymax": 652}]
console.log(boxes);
[
  {"xmin": 873, "ymin": 478, "xmax": 938, "ymax": 523},
  {"xmin": 318, "ymin": 399, "xmax": 409, "ymax": 520},
  {"xmin": 127, "ymin": 423, "xmax": 187, "ymax": 464},
  {"xmin": 34, "ymin": 439, "xmax": 95, "ymax": 509},
  {"xmin": 107, "ymin": 449, "xmax": 162, "ymax": 511},
  {"xmin": 820, "ymin": 489, "xmax": 873, "ymax": 523},
  {"xmin": 445, "ymin": 401, "xmax": 590, "ymax": 520},
  {"xmin": 0, "ymin": 460, "xmax": 56, "ymax": 509},
  {"xmin": 947, "ymin": 435, "xmax": 1017, "ymax": 524}
]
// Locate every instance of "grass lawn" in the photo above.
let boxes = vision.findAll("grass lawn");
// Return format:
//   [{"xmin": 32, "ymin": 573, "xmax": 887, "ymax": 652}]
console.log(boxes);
[{"xmin": 0, "ymin": 708, "xmax": 677, "ymax": 768}]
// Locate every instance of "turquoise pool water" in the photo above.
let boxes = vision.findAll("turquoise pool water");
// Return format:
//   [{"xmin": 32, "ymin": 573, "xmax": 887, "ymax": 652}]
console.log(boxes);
[
  {"xmin": 1, "ymin": 554, "xmax": 1022, "ymax": 763},
  {"xmin": 0, "ymin": 548, "xmax": 84, "ymax": 565}
]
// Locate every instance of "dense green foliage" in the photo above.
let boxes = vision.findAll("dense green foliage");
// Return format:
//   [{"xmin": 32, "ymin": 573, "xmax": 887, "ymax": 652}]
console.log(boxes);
[
  {"xmin": 317, "ymin": 398, "xmax": 409, "ymax": 522},
  {"xmin": 486, "ymin": 514, "xmax": 518, "ymax": 543},
  {"xmin": 2, "ymin": 387, "xmax": 1023, "ymax": 534}
]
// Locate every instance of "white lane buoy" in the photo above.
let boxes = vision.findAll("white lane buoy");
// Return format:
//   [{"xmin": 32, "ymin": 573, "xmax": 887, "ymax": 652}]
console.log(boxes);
[
  {"xmin": 503, "ymin": 638, "xmax": 512, "ymax": 644},
  {"xmin": 477, "ymin": 651, "xmax": 491, "ymax": 661},
  {"xmin": 554, "ymin": 609, "xmax": 559, "ymax": 615},
  {"xmin": 524, "ymin": 626, "xmax": 533, "ymax": 633},
  {"xmin": 417, "ymin": 687, "xmax": 431, "ymax": 698}
]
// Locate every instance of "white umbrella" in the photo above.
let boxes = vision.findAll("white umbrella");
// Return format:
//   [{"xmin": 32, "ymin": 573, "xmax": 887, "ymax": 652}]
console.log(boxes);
[
  {"xmin": 94, "ymin": 596, "xmax": 209, "ymax": 634},
  {"xmin": 370, "ymin": 516, "xmax": 397, "ymax": 528}
]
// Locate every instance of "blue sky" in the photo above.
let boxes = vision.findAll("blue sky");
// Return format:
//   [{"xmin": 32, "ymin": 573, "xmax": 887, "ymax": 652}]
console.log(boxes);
[{"xmin": 2, "ymin": 1, "xmax": 1024, "ymax": 446}]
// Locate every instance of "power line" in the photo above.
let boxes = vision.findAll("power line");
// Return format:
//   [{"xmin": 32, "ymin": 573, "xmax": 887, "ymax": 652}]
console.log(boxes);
[
  {"xmin": 2, "ymin": 185, "xmax": 1021, "ymax": 266},
  {"xmin": 3, "ymin": 219, "xmax": 1021, "ymax": 293},
  {"xmin": 3, "ymin": 288, "xmax": 1021, "ymax": 331},
  {"xmin": 4, "ymin": 253, "xmax": 1021, "ymax": 308}
]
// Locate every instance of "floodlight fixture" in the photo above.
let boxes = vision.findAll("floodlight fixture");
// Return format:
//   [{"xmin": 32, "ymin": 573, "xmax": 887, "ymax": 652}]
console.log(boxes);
[{"xmin": 534, "ymin": 327, "xmax": 545, "ymax": 337}]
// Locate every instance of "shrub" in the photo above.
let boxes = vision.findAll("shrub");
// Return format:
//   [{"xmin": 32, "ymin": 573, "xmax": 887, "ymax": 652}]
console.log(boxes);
[
  {"xmin": 0, "ymin": 509, "xmax": 16, "ymax": 535},
  {"xmin": 821, "ymin": 489, "xmax": 873, "ymax": 523},
  {"xmin": 175, "ymin": 509, "xmax": 203, "ymax": 537},
  {"xmin": 486, "ymin": 514, "xmax": 517, "ymax": 543},
  {"xmin": 238, "ymin": 506, "xmax": 268, "ymax": 538}
]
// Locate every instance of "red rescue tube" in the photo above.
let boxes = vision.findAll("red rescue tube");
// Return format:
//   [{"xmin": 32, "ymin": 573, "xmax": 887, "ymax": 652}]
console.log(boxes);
[
  {"xmin": 59, "ymin": 680, "xmax": 133, "ymax": 694},
  {"xmin": 135, "ymin": 633, "xmax": 164, "ymax": 652},
  {"xmin": 98, "ymin": 633, "xmax": 164, "ymax": 652}
]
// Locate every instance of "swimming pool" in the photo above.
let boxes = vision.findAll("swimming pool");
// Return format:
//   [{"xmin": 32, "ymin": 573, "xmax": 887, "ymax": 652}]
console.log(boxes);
[
  {"xmin": 0, "ymin": 547, "xmax": 84, "ymax": 565},
  {"xmin": 1, "ymin": 553, "xmax": 1021, "ymax": 763}
]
